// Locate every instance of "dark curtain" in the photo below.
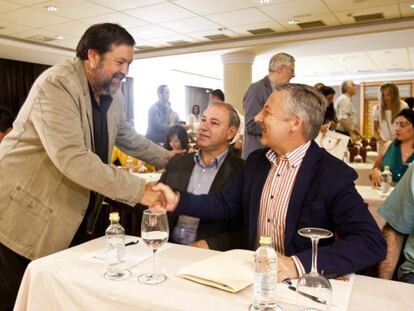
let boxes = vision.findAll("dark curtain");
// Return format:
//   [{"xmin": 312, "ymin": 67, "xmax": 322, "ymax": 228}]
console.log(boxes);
[
  {"xmin": 0, "ymin": 58, "xmax": 50, "ymax": 118},
  {"xmin": 185, "ymin": 85, "xmax": 212, "ymax": 118},
  {"xmin": 121, "ymin": 77, "xmax": 134, "ymax": 124}
]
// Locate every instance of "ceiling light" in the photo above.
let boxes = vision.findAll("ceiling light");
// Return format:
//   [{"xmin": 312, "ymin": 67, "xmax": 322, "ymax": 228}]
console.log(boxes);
[
  {"xmin": 288, "ymin": 20, "xmax": 299, "ymax": 25},
  {"xmin": 54, "ymin": 35, "xmax": 64, "ymax": 40},
  {"xmin": 45, "ymin": 5, "xmax": 58, "ymax": 12},
  {"xmin": 410, "ymin": 4, "xmax": 414, "ymax": 8},
  {"xmin": 258, "ymin": 0, "xmax": 273, "ymax": 4}
]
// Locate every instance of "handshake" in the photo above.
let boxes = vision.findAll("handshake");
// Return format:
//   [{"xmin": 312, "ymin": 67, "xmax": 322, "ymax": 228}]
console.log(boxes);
[{"xmin": 140, "ymin": 183, "xmax": 179, "ymax": 212}]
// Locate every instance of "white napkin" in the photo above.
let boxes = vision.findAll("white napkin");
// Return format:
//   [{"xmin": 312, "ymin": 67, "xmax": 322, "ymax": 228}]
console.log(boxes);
[{"xmin": 177, "ymin": 249, "xmax": 254, "ymax": 293}]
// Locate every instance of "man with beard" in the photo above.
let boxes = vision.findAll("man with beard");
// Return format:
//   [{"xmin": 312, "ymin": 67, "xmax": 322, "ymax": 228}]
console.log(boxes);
[{"xmin": 0, "ymin": 23, "xmax": 170, "ymax": 308}]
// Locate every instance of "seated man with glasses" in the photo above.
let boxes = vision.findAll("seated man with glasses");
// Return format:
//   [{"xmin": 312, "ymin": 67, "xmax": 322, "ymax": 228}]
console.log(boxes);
[
  {"xmin": 370, "ymin": 109, "xmax": 414, "ymax": 186},
  {"xmin": 154, "ymin": 83, "xmax": 386, "ymax": 281}
]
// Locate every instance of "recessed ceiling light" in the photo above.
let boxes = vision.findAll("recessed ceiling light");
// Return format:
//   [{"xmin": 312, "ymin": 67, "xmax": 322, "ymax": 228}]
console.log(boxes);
[
  {"xmin": 288, "ymin": 20, "xmax": 299, "ymax": 25},
  {"xmin": 45, "ymin": 5, "xmax": 58, "ymax": 12},
  {"xmin": 54, "ymin": 35, "xmax": 64, "ymax": 40},
  {"xmin": 258, "ymin": 0, "xmax": 273, "ymax": 4},
  {"xmin": 410, "ymin": 4, "xmax": 414, "ymax": 9}
]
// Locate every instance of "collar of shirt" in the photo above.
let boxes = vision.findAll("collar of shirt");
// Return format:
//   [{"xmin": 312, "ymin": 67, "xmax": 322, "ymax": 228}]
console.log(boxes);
[
  {"xmin": 194, "ymin": 148, "xmax": 229, "ymax": 169},
  {"xmin": 265, "ymin": 141, "xmax": 311, "ymax": 169}
]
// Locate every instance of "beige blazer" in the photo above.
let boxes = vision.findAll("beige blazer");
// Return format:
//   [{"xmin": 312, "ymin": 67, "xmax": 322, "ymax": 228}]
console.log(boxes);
[{"xmin": 0, "ymin": 58, "xmax": 168, "ymax": 260}]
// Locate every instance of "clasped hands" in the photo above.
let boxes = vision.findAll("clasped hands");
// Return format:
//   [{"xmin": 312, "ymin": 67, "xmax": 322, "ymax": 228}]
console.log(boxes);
[{"xmin": 139, "ymin": 182, "xmax": 179, "ymax": 211}]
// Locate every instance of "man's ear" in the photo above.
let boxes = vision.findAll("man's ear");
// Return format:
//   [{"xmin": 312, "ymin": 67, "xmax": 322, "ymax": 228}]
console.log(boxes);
[
  {"xmin": 290, "ymin": 116, "xmax": 303, "ymax": 133},
  {"xmin": 227, "ymin": 127, "xmax": 238, "ymax": 141},
  {"xmin": 87, "ymin": 49, "xmax": 100, "ymax": 69}
]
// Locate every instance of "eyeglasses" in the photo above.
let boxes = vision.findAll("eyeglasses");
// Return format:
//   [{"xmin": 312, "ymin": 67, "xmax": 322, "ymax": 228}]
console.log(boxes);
[{"xmin": 394, "ymin": 121, "xmax": 412, "ymax": 128}]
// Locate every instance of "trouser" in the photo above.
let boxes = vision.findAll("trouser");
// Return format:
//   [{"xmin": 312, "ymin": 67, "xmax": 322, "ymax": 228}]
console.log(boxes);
[{"xmin": 0, "ymin": 243, "xmax": 30, "ymax": 311}]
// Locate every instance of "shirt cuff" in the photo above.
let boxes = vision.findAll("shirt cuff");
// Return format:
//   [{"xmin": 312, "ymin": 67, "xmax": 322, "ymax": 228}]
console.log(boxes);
[{"xmin": 291, "ymin": 255, "xmax": 306, "ymax": 277}]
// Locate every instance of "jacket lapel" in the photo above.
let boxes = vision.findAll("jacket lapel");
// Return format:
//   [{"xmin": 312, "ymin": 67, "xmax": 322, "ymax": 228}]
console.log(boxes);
[
  {"xmin": 248, "ymin": 152, "xmax": 271, "ymax": 248},
  {"xmin": 210, "ymin": 152, "xmax": 233, "ymax": 193},
  {"xmin": 74, "ymin": 58, "xmax": 95, "ymax": 152},
  {"xmin": 284, "ymin": 141, "xmax": 321, "ymax": 248}
]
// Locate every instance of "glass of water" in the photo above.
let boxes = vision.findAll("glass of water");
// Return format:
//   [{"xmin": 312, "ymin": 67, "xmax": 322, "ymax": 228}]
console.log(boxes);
[{"xmin": 138, "ymin": 208, "xmax": 169, "ymax": 285}]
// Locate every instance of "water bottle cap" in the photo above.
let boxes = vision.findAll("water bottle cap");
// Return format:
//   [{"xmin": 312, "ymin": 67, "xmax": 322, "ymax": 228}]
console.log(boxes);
[
  {"xmin": 109, "ymin": 212, "xmax": 120, "ymax": 222},
  {"xmin": 259, "ymin": 235, "xmax": 272, "ymax": 245}
]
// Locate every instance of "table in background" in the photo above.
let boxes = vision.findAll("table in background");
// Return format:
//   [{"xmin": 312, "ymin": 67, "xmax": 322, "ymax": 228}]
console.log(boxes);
[
  {"xmin": 348, "ymin": 162, "xmax": 373, "ymax": 186},
  {"xmin": 355, "ymin": 185, "xmax": 391, "ymax": 229},
  {"xmin": 15, "ymin": 237, "xmax": 414, "ymax": 311}
]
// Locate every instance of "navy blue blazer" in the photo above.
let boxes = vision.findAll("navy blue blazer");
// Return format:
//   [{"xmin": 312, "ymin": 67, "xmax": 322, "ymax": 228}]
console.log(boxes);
[{"xmin": 177, "ymin": 141, "xmax": 386, "ymax": 276}]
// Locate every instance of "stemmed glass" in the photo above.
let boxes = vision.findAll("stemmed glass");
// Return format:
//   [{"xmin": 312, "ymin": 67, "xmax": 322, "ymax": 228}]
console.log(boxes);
[
  {"xmin": 296, "ymin": 227, "xmax": 333, "ymax": 311},
  {"xmin": 138, "ymin": 208, "xmax": 169, "ymax": 285},
  {"xmin": 354, "ymin": 142, "xmax": 363, "ymax": 163}
]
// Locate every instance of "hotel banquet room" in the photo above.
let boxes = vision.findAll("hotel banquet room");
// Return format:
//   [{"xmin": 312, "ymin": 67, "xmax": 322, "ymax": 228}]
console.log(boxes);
[{"xmin": 1, "ymin": 0, "xmax": 414, "ymax": 310}]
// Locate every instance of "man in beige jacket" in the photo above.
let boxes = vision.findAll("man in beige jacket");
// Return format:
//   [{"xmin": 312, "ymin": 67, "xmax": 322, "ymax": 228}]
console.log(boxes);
[{"xmin": 0, "ymin": 23, "xmax": 170, "ymax": 308}]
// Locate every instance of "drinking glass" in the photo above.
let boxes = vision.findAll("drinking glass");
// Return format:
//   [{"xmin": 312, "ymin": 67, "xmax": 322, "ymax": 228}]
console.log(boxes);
[
  {"xmin": 138, "ymin": 208, "xmax": 169, "ymax": 285},
  {"xmin": 296, "ymin": 227, "xmax": 333, "ymax": 311},
  {"xmin": 354, "ymin": 142, "xmax": 363, "ymax": 163}
]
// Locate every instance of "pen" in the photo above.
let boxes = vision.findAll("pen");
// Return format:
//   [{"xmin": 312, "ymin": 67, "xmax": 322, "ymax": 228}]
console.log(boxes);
[
  {"xmin": 282, "ymin": 278, "xmax": 327, "ymax": 305},
  {"xmin": 125, "ymin": 240, "xmax": 139, "ymax": 246}
]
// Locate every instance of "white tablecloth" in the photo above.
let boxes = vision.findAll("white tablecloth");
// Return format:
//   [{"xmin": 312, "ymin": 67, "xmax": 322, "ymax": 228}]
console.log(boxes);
[
  {"xmin": 348, "ymin": 162, "xmax": 373, "ymax": 186},
  {"xmin": 356, "ymin": 185, "xmax": 392, "ymax": 229},
  {"xmin": 15, "ymin": 237, "xmax": 414, "ymax": 311},
  {"xmin": 132, "ymin": 172, "xmax": 162, "ymax": 183}
]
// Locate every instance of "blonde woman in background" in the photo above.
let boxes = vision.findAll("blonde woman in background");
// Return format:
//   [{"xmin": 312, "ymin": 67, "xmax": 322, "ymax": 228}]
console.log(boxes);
[{"xmin": 373, "ymin": 83, "xmax": 408, "ymax": 147}]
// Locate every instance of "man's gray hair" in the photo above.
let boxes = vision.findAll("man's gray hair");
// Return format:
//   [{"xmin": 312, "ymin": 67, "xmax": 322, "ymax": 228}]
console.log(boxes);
[
  {"xmin": 209, "ymin": 101, "xmax": 240, "ymax": 130},
  {"xmin": 274, "ymin": 83, "xmax": 327, "ymax": 140},
  {"xmin": 341, "ymin": 80, "xmax": 354, "ymax": 94},
  {"xmin": 268, "ymin": 52, "xmax": 295, "ymax": 72}
]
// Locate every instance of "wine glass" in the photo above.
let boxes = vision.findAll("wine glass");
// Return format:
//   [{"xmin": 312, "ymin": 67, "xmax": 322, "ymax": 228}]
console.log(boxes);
[
  {"xmin": 138, "ymin": 208, "xmax": 169, "ymax": 285},
  {"xmin": 354, "ymin": 143, "xmax": 363, "ymax": 163},
  {"xmin": 296, "ymin": 227, "xmax": 333, "ymax": 311}
]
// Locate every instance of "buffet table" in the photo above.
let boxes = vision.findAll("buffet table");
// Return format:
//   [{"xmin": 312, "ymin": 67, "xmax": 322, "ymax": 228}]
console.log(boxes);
[{"xmin": 15, "ymin": 236, "xmax": 414, "ymax": 311}]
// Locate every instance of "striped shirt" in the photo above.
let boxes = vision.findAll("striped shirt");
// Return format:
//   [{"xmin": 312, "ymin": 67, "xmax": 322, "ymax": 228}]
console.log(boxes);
[{"xmin": 258, "ymin": 141, "xmax": 311, "ymax": 276}]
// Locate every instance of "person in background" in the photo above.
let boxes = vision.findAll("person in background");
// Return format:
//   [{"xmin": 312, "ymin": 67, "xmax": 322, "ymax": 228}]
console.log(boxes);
[
  {"xmin": 405, "ymin": 97, "xmax": 414, "ymax": 109},
  {"xmin": 313, "ymin": 82, "xmax": 325, "ymax": 91},
  {"xmin": 334, "ymin": 80, "xmax": 363, "ymax": 142},
  {"xmin": 111, "ymin": 146, "xmax": 156, "ymax": 172},
  {"xmin": 155, "ymin": 83, "xmax": 386, "ymax": 281},
  {"xmin": 0, "ymin": 23, "xmax": 170, "ymax": 308},
  {"xmin": 146, "ymin": 84, "xmax": 180, "ymax": 144},
  {"xmin": 370, "ymin": 109, "xmax": 414, "ymax": 186},
  {"xmin": 373, "ymin": 83, "xmax": 408, "ymax": 147},
  {"xmin": 187, "ymin": 104, "xmax": 200, "ymax": 131},
  {"xmin": 378, "ymin": 164, "xmax": 414, "ymax": 284},
  {"xmin": 159, "ymin": 101, "xmax": 243, "ymax": 251},
  {"xmin": 320, "ymin": 86, "xmax": 337, "ymax": 131},
  {"xmin": 0, "ymin": 107, "xmax": 13, "ymax": 143},
  {"xmin": 209, "ymin": 89, "xmax": 225, "ymax": 103},
  {"xmin": 242, "ymin": 52, "xmax": 295, "ymax": 159},
  {"xmin": 165, "ymin": 125, "xmax": 189, "ymax": 152}
]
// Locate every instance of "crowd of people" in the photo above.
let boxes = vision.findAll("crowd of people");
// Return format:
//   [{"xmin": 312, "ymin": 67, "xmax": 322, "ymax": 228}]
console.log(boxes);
[{"xmin": 1, "ymin": 22, "xmax": 414, "ymax": 310}]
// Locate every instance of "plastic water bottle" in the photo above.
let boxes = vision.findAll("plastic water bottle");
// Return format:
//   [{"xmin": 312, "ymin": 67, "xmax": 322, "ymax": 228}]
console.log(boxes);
[
  {"xmin": 251, "ymin": 235, "xmax": 279, "ymax": 311},
  {"xmin": 126, "ymin": 156, "xmax": 134, "ymax": 173},
  {"xmin": 104, "ymin": 212, "xmax": 128, "ymax": 280},
  {"xmin": 380, "ymin": 166, "xmax": 393, "ymax": 194}
]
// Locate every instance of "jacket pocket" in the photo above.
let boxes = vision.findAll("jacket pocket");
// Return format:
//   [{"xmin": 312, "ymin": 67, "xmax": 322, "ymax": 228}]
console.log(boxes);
[{"xmin": 1, "ymin": 185, "xmax": 53, "ymax": 248}]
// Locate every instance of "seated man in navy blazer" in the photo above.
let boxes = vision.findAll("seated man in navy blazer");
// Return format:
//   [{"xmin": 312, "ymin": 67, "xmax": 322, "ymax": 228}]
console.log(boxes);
[
  {"xmin": 155, "ymin": 83, "xmax": 386, "ymax": 281},
  {"xmin": 160, "ymin": 101, "xmax": 243, "ymax": 251}
]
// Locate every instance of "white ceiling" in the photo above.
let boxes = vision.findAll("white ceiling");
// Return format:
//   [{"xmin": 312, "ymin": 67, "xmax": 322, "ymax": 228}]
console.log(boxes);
[{"xmin": 1, "ymin": 0, "xmax": 414, "ymax": 84}]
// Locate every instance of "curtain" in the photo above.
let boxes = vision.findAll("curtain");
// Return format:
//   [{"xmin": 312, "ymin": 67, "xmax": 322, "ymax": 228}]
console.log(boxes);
[
  {"xmin": 0, "ymin": 58, "xmax": 50, "ymax": 117},
  {"xmin": 185, "ymin": 85, "xmax": 212, "ymax": 118},
  {"xmin": 121, "ymin": 76, "xmax": 134, "ymax": 124}
]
